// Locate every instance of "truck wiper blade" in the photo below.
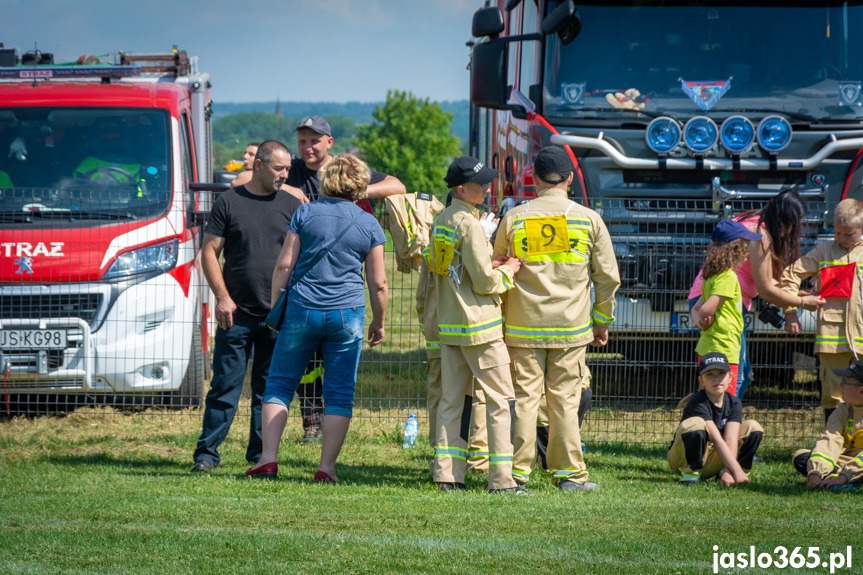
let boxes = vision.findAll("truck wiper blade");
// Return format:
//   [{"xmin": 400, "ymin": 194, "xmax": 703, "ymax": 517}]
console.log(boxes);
[
  {"xmin": 720, "ymin": 108, "xmax": 819, "ymax": 123},
  {"xmin": 0, "ymin": 209, "xmax": 137, "ymax": 221},
  {"xmin": 67, "ymin": 209, "xmax": 137, "ymax": 220},
  {"xmin": 559, "ymin": 106, "xmax": 665, "ymax": 119},
  {"xmin": 0, "ymin": 211, "xmax": 35, "ymax": 223}
]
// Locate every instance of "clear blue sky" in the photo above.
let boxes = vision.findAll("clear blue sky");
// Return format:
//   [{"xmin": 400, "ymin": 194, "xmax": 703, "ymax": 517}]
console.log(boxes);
[{"xmin": 3, "ymin": 0, "xmax": 485, "ymax": 103}]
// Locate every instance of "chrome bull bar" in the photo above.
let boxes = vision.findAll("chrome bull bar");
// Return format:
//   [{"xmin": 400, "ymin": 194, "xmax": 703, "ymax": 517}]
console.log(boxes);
[{"xmin": 550, "ymin": 132, "xmax": 863, "ymax": 172}]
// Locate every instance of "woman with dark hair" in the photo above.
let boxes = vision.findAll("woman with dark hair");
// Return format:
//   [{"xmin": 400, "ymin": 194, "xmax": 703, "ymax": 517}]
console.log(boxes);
[
  {"xmin": 689, "ymin": 190, "xmax": 825, "ymax": 398},
  {"xmin": 246, "ymin": 155, "xmax": 388, "ymax": 482}
]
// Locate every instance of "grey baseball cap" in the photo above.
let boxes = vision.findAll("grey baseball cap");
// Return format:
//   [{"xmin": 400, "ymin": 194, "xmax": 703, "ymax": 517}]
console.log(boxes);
[{"xmin": 296, "ymin": 115, "xmax": 332, "ymax": 137}]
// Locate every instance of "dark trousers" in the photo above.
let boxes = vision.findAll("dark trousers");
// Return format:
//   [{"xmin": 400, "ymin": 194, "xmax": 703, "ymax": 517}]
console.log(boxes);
[
  {"xmin": 193, "ymin": 310, "xmax": 277, "ymax": 466},
  {"xmin": 298, "ymin": 347, "xmax": 325, "ymax": 420}
]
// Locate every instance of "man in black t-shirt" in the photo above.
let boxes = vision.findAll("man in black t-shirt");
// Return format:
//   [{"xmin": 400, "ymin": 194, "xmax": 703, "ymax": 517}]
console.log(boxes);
[
  {"xmin": 192, "ymin": 140, "xmax": 302, "ymax": 472},
  {"xmin": 668, "ymin": 353, "xmax": 763, "ymax": 485},
  {"xmin": 287, "ymin": 115, "xmax": 406, "ymax": 440}
]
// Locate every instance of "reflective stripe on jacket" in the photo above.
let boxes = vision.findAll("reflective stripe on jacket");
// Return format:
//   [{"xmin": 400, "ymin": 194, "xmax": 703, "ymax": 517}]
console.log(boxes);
[
  {"xmin": 493, "ymin": 188, "xmax": 620, "ymax": 348},
  {"xmin": 431, "ymin": 198, "xmax": 514, "ymax": 346},
  {"xmin": 779, "ymin": 240, "xmax": 863, "ymax": 355},
  {"xmin": 416, "ymin": 247, "xmax": 441, "ymax": 358},
  {"xmin": 807, "ymin": 402, "xmax": 863, "ymax": 482}
]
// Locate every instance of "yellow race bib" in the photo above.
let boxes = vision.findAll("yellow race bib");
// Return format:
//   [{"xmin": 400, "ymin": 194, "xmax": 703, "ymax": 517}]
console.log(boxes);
[{"xmin": 523, "ymin": 215, "xmax": 570, "ymax": 255}]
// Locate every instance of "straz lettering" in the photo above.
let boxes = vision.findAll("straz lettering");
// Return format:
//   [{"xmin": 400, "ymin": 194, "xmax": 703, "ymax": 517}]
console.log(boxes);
[{"xmin": 1, "ymin": 242, "xmax": 65, "ymax": 258}]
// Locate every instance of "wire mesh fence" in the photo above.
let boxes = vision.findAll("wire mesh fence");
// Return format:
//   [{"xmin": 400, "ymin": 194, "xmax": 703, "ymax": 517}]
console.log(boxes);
[{"xmin": 0, "ymin": 194, "xmax": 833, "ymax": 449}]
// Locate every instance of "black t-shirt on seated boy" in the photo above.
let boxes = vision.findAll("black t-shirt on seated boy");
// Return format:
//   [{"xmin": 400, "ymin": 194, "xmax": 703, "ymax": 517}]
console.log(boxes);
[{"xmin": 681, "ymin": 389, "xmax": 743, "ymax": 432}]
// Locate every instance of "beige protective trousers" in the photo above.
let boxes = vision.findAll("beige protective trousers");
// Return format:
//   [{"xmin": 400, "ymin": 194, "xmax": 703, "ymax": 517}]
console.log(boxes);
[
  {"xmin": 509, "ymin": 345, "xmax": 590, "ymax": 485},
  {"xmin": 668, "ymin": 417, "xmax": 764, "ymax": 480},
  {"xmin": 433, "ymin": 340, "xmax": 517, "ymax": 490},
  {"xmin": 818, "ymin": 352, "xmax": 855, "ymax": 410}
]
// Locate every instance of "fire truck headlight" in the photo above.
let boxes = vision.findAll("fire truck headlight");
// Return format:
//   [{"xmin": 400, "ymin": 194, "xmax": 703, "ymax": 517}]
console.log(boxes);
[
  {"xmin": 757, "ymin": 115, "xmax": 792, "ymax": 153},
  {"xmin": 720, "ymin": 116, "xmax": 755, "ymax": 154},
  {"xmin": 645, "ymin": 117, "xmax": 681, "ymax": 154},
  {"xmin": 105, "ymin": 238, "xmax": 179, "ymax": 279},
  {"xmin": 683, "ymin": 116, "xmax": 718, "ymax": 153}
]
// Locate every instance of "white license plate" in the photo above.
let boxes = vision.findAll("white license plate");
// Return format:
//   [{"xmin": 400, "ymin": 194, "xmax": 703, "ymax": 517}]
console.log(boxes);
[
  {"xmin": 670, "ymin": 312, "xmax": 755, "ymax": 333},
  {"xmin": 0, "ymin": 329, "xmax": 67, "ymax": 349}
]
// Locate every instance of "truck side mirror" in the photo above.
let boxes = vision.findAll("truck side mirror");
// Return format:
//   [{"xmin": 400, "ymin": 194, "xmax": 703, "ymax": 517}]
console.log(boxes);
[
  {"xmin": 188, "ymin": 181, "xmax": 231, "ymax": 192},
  {"xmin": 471, "ymin": 40, "xmax": 508, "ymax": 110},
  {"xmin": 212, "ymin": 170, "xmax": 237, "ymax": 186},
  {"xmin": 472, "ymin": 7, "xmax": 505, "ymax": 38},
  {"xmin": 542, "ymin": 1, "xmax": 582, "ymax": 45}
]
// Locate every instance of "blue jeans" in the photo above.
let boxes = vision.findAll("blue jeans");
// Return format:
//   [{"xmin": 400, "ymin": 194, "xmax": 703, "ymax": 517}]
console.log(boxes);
[
  {"xmin": 194, "ymin": 310, "xmax": 277, "ymax": 466},
  {"xmin": 264, "ymin": 301, "xmax": 364, "ymax": 418},
  {"xmin": 688, "ymin": 298, "xmax": 751, "ymax": 398}
]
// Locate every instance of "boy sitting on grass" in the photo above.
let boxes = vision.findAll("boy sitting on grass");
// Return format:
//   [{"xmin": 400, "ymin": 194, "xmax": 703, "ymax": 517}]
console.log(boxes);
[
  {"xmin": 669, "ymin": 352, "xmax": 764, "ymax": 485},
  {"xmin": 793, "ymin": 358, "xmax": 863, "ymax": 491}
]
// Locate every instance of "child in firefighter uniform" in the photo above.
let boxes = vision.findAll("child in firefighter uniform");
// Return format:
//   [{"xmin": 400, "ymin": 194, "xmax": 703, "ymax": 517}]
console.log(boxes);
[
  {"xmin": 793, "ymin": 358, "xmax": 863, "ymax": 490},
  {"xmin": 430, "ymin": 156, "xmax": 522, "ymax": 492},
  {"xmin": 417, "ymin": 226, "xmax": 490, "ymax": 476},
  {"xmin": 493, "ymin": 145, "xmax": 620, "ymax": 491},
  {"xmin": 780, "ymin": 198, "xmax": 863, "ymax": 422}
]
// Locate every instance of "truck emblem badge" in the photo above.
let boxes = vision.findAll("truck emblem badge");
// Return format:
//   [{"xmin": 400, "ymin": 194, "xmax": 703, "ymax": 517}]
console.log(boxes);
[
  {"xmin": 839, "ymin": 82, "xmax": 862, "ymax": 107},
  {"xmin": 679, "ymin": 78, "xmax": 731, "ymax": 111},
  {"xmin": 562, "ymin": 82, "xmax": 585, "ymax": 106},
  {"xmin": 14, "ymin": 256, "xmax": 34, "ymax": 274}
]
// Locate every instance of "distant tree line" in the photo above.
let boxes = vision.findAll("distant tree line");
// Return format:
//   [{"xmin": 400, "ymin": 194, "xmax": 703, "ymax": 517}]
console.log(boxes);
[{"xmin": 213, "ymin": 91, "xmax": 466, "ymax": 196}]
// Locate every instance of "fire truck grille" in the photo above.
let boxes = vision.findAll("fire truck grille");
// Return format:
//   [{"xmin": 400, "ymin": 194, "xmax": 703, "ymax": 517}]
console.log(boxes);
[{"xmin": 0, "ymin": 294, "xmax": 103, "ymax": 328}]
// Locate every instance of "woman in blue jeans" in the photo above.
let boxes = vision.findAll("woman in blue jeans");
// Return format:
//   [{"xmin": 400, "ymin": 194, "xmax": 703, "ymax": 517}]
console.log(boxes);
[{"xmin": 247, "ymin": 155, "xmax": 388, "ymax": 482}]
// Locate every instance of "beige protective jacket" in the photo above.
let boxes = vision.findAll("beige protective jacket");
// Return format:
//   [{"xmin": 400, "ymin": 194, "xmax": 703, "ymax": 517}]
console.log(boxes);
[
  {"xmin": 415, "ymin": 248, "xmax": 440, "ymax": 358},
  {"xmin": 807, "ymin": 402, "xmax": 863, "ymax": 482},
  {"xmin": 431, "ymin": 198, "xmax": 515, "ymax": 347},
  {"xmin": 779, "ymin": 240, "xmax": 863, "ymax": 354},
  {"xmin": 376, "ymin": 192, "xmax": 444, "ymax": 273},
  {"xmin": 493, "ymin": 188, "xmax": 620, "ymax": 348}
]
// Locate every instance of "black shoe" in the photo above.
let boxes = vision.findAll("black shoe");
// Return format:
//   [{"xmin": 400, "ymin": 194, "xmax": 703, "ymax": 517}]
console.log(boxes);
[
  {"xmin": 438, "ymin": 482, "xmax": 466, "ymax": 491},
  {"xmin": 190, "ymin": 460, "xmax": 214, "ymax": 473}
]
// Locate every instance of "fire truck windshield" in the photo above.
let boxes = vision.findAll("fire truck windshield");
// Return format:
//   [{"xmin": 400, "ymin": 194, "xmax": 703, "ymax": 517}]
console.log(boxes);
[
  {"xmin": 0, "ymin": 107, "xmax": 171, "ymax": 222},
  {"xmin": 542, "ymin": 2, "xmax": 863, "ymax": 123}
]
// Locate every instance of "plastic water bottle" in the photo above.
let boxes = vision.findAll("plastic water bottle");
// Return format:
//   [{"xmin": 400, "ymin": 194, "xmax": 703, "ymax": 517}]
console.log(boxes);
[{"xmin": 402, "ymin": 413, "xmax": 418, "ymax": 449}]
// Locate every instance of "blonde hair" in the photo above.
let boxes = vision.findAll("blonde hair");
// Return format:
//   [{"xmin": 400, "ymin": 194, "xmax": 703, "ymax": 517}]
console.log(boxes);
[
  {"xmin": 319, "ymin": 154, "xmax": 371, "ymax": 202},
  {"xmin": 834, "ymin": 198, "xmax": 863, "ymax": 228}
]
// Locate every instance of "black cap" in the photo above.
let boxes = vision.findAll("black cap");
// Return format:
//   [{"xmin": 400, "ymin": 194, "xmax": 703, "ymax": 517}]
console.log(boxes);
[
  {"xmin": 698, "ymin": 352, "xmax": 732, "ymax": 376},
  {"xmin": 444, "ymin": 156, "xmax": 499, "ymax": 187},
  {"xmin": 833, "ymin": 358, "xmax": 863, "ymax": 382},
  {"xmin": 534, "ymin": 146, "xmax": 573, "ymax": 183},
  {"xmin": 295, "ymin": 115, "xmax": 332, "ymax": 137}
]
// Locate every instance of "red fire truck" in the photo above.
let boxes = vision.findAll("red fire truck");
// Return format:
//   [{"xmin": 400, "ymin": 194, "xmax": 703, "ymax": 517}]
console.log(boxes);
[
  {"xmin": 468, "ymin": 1, "xmax": 863, "ymax": 386},
  {"xmin": 0, "ymin": 48, "xmax": 223, "ymax": 409}
]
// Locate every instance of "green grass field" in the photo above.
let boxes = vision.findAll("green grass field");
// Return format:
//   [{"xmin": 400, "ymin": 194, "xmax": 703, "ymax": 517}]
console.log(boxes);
[{"xmin": 0, "ymin": 408, "xmax": 860, "ymax": 575}]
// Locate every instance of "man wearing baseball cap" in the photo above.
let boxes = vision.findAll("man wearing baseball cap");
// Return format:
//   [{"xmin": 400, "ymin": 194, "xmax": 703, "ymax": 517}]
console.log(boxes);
[
  {"xmin": 492, "ymin": 145, "xmax": 620, "ymax": 492},
  {"xmin": 792, "ymin": 358, "xmax": 863, "ymax": 490},
  {"xmin": 286, "ymin": 115, "xmax": 406, "ymax": 440},
  {"xmin": 288, "ymin": 115, "xmax": 405, "ymax": 203},
  {"xmin": 668, "ymin": 352, "xmax": 763, "ymax": 485},
  {"xmin": 430, "ymin": 156, "xmax": 523, "ymax": 493}
]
